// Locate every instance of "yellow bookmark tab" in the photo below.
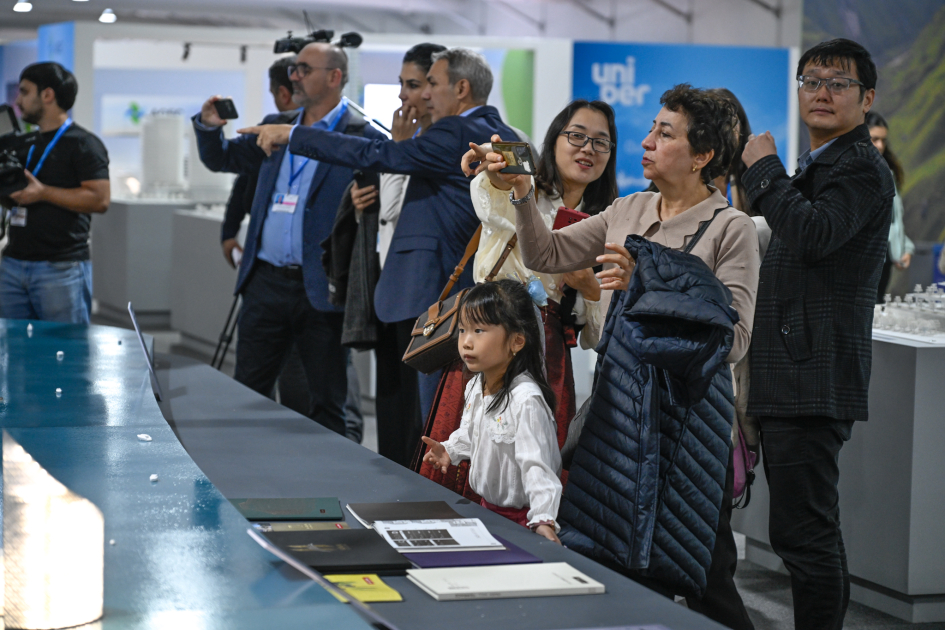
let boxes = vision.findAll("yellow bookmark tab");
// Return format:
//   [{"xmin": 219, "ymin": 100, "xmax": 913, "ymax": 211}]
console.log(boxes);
[{"xmin": 324, "ymin": 574, "xmax": 404, "ymax": 603}]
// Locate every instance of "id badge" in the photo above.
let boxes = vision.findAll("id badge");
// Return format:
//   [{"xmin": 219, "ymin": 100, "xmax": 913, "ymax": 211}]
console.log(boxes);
[
  {"xmin": 272, "ymin": 193, "xmax": 299, "ymax": 214},
  {"xmin": 9, "ymin": 207, "xmax": 27, "ymax": 227}
]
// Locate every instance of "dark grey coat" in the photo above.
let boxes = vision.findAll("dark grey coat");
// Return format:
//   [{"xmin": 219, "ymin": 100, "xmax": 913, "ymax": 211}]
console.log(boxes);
[{"xmin": 742, "ymin": 124, "xmax": 894, "ymax": 421}]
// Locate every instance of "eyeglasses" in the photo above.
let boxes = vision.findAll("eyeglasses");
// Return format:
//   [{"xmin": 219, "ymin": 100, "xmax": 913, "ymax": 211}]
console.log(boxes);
[
  {"xmin": 287, "ymin": 63, "xmax": 337, "ymax": 79},
  {"xmin": 559, "ymin": 131, "xmax": 614, "ymax": 153},
  {"xmin": 797, "ymin": 75, "xmax": 864, "ymax": 94}
]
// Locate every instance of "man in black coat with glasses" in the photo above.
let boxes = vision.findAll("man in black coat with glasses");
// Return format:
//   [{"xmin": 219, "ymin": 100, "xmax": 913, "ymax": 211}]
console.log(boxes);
[{"xmin": 740, "ymin": 38, "xmax": 894, "ymax": 630}]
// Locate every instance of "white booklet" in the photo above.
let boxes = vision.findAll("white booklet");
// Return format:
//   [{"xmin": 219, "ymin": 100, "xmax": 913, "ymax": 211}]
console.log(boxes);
[
  {"xmin": 407, "ymin": 562, "xmax": 605, "ymax": 601},
  {"xmin": 372, "ymin": 518, "xmax": 504, "ymax": 553}
]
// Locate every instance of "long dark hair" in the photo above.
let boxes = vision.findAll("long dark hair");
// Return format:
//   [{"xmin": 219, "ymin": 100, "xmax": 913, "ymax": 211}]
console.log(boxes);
[
  {"xmin": 708, "ymin": 88, "xmax": 752, "ymax": 198},
  {"xmin": 458, "ymin": 280, "xmax": 556, "ymax": 415},
  {"xmin": 534, "ymin": 100, "xmax": 618, "ymax": 216},
  {"xmin": 865, "ymin": 111, "xmax": 904, "ymax": 187}
]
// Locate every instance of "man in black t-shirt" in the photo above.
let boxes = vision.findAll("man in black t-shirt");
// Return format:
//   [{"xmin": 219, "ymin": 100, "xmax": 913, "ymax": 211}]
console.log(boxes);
[{"xmin": 1, "ymin": 62, "xmax": 110, "ymax": 324}]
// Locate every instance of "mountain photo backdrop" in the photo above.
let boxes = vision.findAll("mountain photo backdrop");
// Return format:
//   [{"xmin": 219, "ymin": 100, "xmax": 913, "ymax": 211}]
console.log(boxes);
[{"xmin": 804, "ymin": 0, "xmax": 945, "ymax": 244}]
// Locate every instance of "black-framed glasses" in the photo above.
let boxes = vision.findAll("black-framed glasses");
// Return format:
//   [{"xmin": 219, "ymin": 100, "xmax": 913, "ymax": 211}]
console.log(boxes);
[
  {"xmin": 287, "ymin": 63, "xmax": 337, "ymax": 79},
  {"xmin": 560, "ymin": 131, "xmax": 614, "ymax": 153},
  {"xmin": 797, "ymin": 75, "xmax": 864, "ymax": 94}
]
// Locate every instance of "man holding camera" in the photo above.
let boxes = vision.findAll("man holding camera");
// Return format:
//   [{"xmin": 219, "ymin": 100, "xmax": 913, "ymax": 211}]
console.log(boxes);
[
  {"xmin": 194, "ymin": 42, "xmax": 385, "ymax": 436},
  {"xmin": 243, "ymin": 47, "xmax": 516, "ymax": 435},
  {"xmin": 1, "ymin": 62, "xmax": 110, "ymax": 324}
]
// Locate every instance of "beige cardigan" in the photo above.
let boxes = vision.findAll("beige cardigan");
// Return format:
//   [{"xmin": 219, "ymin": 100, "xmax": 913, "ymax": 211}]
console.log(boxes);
[{"xmin": 515, "ymin": 188, "xmax": 760, "ymax": 363}]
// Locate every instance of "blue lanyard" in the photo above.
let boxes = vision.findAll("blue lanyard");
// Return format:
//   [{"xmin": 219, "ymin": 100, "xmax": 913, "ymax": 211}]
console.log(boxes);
[
  {"xmin": 25, "ymin": 118, "xmax": 73, "ymax": 177},
  {"xmin": 286, "ymin": 100, "xmax": 349, "ymax": 191}
]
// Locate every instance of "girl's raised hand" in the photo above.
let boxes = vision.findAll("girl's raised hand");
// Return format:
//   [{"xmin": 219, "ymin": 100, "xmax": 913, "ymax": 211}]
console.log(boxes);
[
  {"xmin": 596, "ymin": 242, "xmax": 636, "ymax": 292},
  {"xmin": 421, "ymin": 436, "xmax": 451, "ymax": 474},
  {"xmin": 534, "ymin": 524, "xmax": 561, "ymax": 544}
]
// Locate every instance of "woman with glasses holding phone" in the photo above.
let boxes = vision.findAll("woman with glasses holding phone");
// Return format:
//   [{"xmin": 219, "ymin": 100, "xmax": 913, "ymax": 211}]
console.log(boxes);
[
  {"xmin": 414, "ymin": 100, "xmax": 619, "ymax": 497},
  {"xmin": 471, "ymin": 84, "xmax": 760, "ymax": 630}
]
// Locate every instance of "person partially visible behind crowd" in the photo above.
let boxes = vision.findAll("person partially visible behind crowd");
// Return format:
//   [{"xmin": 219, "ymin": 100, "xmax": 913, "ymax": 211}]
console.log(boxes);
[
  {"xmin": 867, "ymin": 111, "xmax": 914, "ymax": 302},
  {"xmin": 1, "ymin": 62, "xmax": 110, "ymax": 324},
  {"xmin": 347, "ymin": 42, "xmax": 446, "ymax": 465}
]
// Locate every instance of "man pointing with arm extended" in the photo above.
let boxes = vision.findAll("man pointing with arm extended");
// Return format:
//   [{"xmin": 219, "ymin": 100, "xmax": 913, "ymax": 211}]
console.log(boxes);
[{"xmin": 241, "ymin": 48, "xmax": 516, "ymax": 464}]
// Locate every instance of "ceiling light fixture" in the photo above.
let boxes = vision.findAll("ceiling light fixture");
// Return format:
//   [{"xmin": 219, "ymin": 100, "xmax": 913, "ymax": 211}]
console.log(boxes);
[
  {"xmin": 13, "ymin": 0, "xmax": 32, "ymax": 12},
  {"xmin": 73, "ymin": 0, "xmax": 89, "ymax": 3},
  {"xmin": 98, "ymin": 8, "xmax": 117, "ymax": 23}
]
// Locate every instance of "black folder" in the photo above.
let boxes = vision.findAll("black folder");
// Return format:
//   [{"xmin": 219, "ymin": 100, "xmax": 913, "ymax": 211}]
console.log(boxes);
[{"xmin": 265, "ymin": 529, "xmax": 412, "ymax": 575}]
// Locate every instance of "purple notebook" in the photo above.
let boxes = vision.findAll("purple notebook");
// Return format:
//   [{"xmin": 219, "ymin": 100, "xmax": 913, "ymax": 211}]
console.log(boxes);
[{"xmin": 403, "ymin": 535, "xmax": 542, "ymax": 569}]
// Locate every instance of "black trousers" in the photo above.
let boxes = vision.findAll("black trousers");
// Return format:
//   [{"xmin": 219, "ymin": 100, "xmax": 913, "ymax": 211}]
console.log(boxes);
[
  {"xmin": 760, "ymin": 416, "xmax": 854, "ymax": 630},
  {"xmin": 234, "ymin": 263, "xmax": 348, "ymax": 435},
  {"xmin": 278, "ymin": 344, "xmax": 364, "ymax": 443},
  {"xmin": 373, "ymin": 319, "xmax": 422, "ymax": 467},
  {"xmin": 630, "ymin": 452, "xmax": 754, "ymax": 630}
]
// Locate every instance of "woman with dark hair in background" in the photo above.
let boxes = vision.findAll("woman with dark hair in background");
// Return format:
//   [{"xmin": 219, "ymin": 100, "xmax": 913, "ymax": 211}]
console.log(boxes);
[
  {"xmin": 477, "ymin": 85, "xmax": 759, "ymax": 630},
  {"xmin": 415, "ymin": 100, "xmax": 619, "ymax": 498},
  {"xmin": 708, "ymin": 88, "xmax": 753, "ymax": 214},
  {"xmin": 867, "ymin": 111, "xmax": 914, "ymax": 301},
  {"xmin": 348, "ymin": 42, "xmax": 446, "ymax": 468}
]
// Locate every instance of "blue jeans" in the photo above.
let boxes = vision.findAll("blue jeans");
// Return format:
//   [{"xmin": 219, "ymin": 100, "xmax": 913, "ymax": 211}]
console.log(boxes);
[{"xmin": 0, "ymin": 257, "xmax": 93, "ymax": 324}]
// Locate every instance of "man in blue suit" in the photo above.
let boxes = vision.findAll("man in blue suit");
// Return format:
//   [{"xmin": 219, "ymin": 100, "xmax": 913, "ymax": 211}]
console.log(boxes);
[
  {"xmin": 193, "ymin": 42, "xmax": 386, "ymax": 436},
  {"xmin": 243, "ymin": 47, "xmax": 516, "ymax": 461}
]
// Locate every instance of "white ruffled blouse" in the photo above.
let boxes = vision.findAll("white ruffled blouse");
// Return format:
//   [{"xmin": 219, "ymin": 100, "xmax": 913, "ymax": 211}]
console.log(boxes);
[{"xmin": 442, "ymin": 373, "xmax": 563, "ymax": 531}]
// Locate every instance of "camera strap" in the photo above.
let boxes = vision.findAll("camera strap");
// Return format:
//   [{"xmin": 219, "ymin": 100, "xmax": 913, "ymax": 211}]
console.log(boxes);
[{"xmin": 25, "ymin": 118, "xmax": 72, "ymax": 178}]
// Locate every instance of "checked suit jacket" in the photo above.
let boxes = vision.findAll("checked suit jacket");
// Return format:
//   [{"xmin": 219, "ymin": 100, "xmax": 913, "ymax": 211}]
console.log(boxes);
[{"xmin": 742, "ymin": 124, "xmax": 894, "ymax": 422}]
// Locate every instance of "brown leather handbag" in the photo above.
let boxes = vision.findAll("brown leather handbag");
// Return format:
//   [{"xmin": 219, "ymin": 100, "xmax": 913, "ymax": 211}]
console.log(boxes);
[{"xmin": 402, "ymin": 228, "xmax": 518, "ymax": 374}]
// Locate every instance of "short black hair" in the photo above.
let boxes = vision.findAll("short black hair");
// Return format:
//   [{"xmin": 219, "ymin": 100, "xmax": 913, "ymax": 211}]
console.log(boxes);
[
  {"xmin": 403, "ymin": 43, "xmax": 447, "ymax": 74},
  {"xmin": 534, "ymin": 99, "xmax": 618, "ymax": 215},
  {"xmin": 20, "ymin": 62, "xmax": 77, "ymax": 111},
  {"xmin": 269, "ymin": 56, "xmax": 295, "ymax": 93},
  {"xmin": 797, "ymin": 38, "xmax": 877, "ymax": 93},
  {"xmin": 659, "ymin": 84, "xmax": 739, "ymax": 185}
]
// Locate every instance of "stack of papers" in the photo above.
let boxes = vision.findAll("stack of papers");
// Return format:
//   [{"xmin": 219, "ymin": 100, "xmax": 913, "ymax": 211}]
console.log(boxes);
[
  {"xmin": 407, "ymin": 562, "xmax": 605, "ymax": 601},
  {"xmin": 345, "ymin": 501, "xmax": 461, "ymax": 528},
  {"xmin": 373, "ymin": 518, "xmax": 504, "ymax": 553}
]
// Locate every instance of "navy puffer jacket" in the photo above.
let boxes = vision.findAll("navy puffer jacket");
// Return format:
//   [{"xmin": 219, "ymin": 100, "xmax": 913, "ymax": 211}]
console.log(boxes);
[{"xmin": 559, "ymin": 234, "xmax": 738, "ymax": 598}]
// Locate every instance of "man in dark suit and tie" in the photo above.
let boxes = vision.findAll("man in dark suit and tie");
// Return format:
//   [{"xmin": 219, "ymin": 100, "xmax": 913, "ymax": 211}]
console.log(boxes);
[
  {"xmin": 244, "ymin": 47, "xmax": 516, "ymax": 466},
  {"xmin": 193, "ymin": 42, "xmax": 386, "ymax": 436},
  {"xmin": 740, "ymin": 39, "xmax": 894, "ymax": 630}
]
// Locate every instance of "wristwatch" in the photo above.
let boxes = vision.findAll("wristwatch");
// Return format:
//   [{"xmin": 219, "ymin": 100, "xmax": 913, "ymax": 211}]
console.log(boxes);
[{"xmin": 509, "ymin": 186, "xmax": 534, "ymax": 206}]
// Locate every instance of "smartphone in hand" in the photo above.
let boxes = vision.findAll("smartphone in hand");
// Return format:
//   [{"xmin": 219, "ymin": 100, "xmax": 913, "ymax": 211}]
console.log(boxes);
[
  {"xmin": 492, "ymin": 141, "xmax": 537, "ymax": 175},
  {"xmin": 213, "ymin": 98, "xmax": 240, "ymax": 120}
]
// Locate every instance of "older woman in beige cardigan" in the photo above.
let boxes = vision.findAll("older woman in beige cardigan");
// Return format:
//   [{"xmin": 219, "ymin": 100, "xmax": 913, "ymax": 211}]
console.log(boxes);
[{"xmin": 467, "ymin": 85, "xmax": 760, "ymax": 630}]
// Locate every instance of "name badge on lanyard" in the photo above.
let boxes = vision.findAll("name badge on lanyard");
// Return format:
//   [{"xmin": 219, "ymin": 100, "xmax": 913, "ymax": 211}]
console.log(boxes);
[
  {"xmin": 9, "ymin": 207, "xmax": 27, "ymax": 227},
  {"xmin": 272, "ymin": 193, "xmax": 299, "ymax": 213}
]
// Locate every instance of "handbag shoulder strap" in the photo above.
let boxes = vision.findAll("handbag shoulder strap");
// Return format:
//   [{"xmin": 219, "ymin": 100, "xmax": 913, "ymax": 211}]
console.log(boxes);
[
  {"xmin": 438, "ymin": 225, "xmax": 483, "ymax": 302},
  {"xmin": 485, "ymin": 234, "xmax": 518, "ymax": 283},
  {"xmin": 682, "ymin": 206, "xmax": 729, "ymax": 255}
]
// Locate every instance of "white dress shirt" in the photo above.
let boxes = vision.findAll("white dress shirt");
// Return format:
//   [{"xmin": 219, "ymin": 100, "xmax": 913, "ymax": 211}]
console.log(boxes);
[{"xmin": 443, "ymin": 373, "xmax": 563, "ymax": 530}]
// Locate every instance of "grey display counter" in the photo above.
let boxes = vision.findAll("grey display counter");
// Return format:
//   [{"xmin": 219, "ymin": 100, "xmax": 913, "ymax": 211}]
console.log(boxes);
[
  {"xmin": 731, "ymin": 335, "xmax": 945, "ymax": 623},
  {"xmin": 91, "ymin": 198, "xmax": 195, "ymax": 327},
  {"xmin": 170, "ymin": 208, "xmax": 244, "ymax": 363}
]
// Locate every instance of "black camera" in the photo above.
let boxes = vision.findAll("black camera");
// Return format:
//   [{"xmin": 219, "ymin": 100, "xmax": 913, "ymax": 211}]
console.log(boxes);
[
  {"xmin": 273, "ymin": 29, "xmax": 362, "ymax": 54},
  {"xmin": 0, "ymin": 104, "xmax": 39, "ymax": 198}
]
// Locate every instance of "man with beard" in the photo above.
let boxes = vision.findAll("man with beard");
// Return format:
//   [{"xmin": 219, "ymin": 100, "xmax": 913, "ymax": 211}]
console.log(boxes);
[
  {"xmin": 193, "ymin": 42, "xmax": 385, "ymax": 436},
  {"xmin": 1, "ymin": 62, "xmax": 110, "ymax": 323}
]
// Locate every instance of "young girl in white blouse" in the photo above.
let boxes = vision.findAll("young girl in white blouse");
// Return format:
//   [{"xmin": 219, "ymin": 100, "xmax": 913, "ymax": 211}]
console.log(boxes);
[{"xmin": 421, "ymin": 279, "xmax": 563, "ymax": 543}]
